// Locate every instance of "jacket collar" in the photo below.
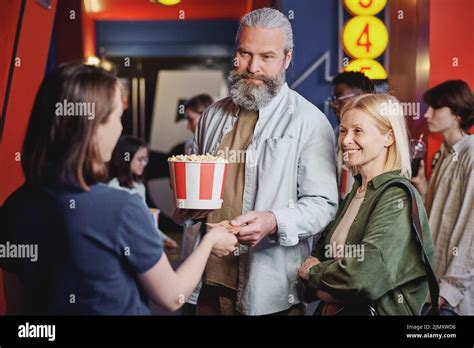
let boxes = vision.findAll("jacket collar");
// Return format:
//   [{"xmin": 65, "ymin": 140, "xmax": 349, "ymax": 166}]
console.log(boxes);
[
  {"xmin": 449, "ymin": 134, "xmax": 472, "ymax": 156},
  {"xmin": 354, "ymin": 170, "xmax": 404, "ymax": 190}
]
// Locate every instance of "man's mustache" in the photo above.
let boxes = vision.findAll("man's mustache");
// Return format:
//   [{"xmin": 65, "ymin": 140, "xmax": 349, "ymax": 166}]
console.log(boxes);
[{"xmin": 236, "ymin": 71, "xmax": 269, "ymax": 83}]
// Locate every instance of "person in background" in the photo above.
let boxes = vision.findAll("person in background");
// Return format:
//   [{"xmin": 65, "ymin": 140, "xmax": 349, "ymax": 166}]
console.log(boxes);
[
  {"xmin": 0, "ymin": 62, "xmax": 237, "ymax": 315},
  {"xmin": 299, "ymin": 94, "xmax": 435, "ymax": 315},
  {"xmin": 167, "ymin": 94, "xmax": 215, "ymax": 314},
  {"xmin": 331, "ymin": 71, "xmax": 375, "ymax": 122},
  {"xmin": 331, "ymin": 71, "xmax": 375, "ymax": 200},
  {"xmin": 184, "ymin": 94, "xmax": 214, "ymax": 155},
  {"xmin": 171, "ymin": 94, "xmax": 215, "ymax": 315},
  {"xmin": 169, "ymin": 94, "xmax": 214, "ymax": 157},
  {"xmin": 412, "ymin": 80, "xmax": 474, "ymax": 315},
  {"xmin": 109, "ymin": 135, "xmax": 179, "ymax": 250}
]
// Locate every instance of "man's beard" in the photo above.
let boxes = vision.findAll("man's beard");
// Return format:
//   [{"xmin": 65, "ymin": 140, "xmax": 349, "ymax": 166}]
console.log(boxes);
[{"xmin": 228, "ymin": 67, "xmax": 286, "ymax": 111}]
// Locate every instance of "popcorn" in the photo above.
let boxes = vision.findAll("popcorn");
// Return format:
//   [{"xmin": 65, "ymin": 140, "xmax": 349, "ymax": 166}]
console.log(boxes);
[
  {"xmin": 168, "ymin": 153, "xmax": 228, "ymax": 163},
  {"xmin": 168, "ymin": 154, "xmax": 229, "ymax": 209}
]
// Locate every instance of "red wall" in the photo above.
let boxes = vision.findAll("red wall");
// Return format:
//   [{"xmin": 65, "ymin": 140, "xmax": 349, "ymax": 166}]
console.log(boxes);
[
  {"xmin": 0, "ymin": 1, "xmax": 22, "ymax": 117},
  {"xmin": 426, "ymin": 0, "xmax": 474, "ymax": 176},
  {"xmin": 82, "ymin": 0, "xmax": 265, "ymax": 20},
  {"xmin": 0, "ymin": 0, "xmax": 57, "ymax": 315}
]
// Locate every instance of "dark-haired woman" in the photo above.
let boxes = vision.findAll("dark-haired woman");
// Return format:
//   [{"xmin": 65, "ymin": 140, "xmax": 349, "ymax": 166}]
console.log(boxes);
[
  {"xmin": 108, "ymin": 135, "xmax": 178, "ymax": 249},
  {"xmin": 0, "ymin": 62, "xmax": 237, "ymax": 315},
  {"xmin": 412, "ymin": 80, "xmax": 474, "ymax": 315}
]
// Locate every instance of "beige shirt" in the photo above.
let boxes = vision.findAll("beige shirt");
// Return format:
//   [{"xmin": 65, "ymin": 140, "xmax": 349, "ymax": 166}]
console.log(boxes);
[
  {"xmin": 425, "ymin": 135, "xmax": 474, "ymax": 315},
  {"xmin": 329, "ymin": 188, "xmax": 365, "ymax": 256},
  {"xmin": 203, "ymin": 108, "xmax": 258, "ymax": 290}
]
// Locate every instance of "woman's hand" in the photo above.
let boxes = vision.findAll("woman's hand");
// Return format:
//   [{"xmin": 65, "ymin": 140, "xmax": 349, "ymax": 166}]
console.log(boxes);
[
  {"xmin": 139, "ymin": 227, "xmax": 236, "ymax": 312},
  {"xmin": 164, "ymin": 237, "xmax": 179, "ymax": 250},
  {"xmin": 316, "ymin": 290, "xmax": 339, "ymax": 303},
  {"xmin": 411, "ymin": 159, "xmax": 428, "ymax": 198},
  {"xmin": 298, "ymin": 256, "xmax": 320, "ymax": 280},
  {"xmin": 438, "ymin": 296, "xmax": 448, "ymax": 307},
  {"xmin": 205, "ymin": 226, "xmax": 238, "ymax": 257}
]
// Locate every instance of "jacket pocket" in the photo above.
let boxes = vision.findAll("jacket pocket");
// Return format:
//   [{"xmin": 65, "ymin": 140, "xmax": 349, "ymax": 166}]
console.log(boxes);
[
  {"xmin": 256, "ymin": 137, "xmax": 298, "ymax": 206},
  {"xmin": 260, "ymin": 137, "xmax": 297, "ymax": 169}
]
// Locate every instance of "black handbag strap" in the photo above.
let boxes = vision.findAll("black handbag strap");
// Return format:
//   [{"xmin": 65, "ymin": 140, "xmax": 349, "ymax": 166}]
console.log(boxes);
[{"xmin": 376, "ymin": 179, "xmax": 440, "ymax": 315}]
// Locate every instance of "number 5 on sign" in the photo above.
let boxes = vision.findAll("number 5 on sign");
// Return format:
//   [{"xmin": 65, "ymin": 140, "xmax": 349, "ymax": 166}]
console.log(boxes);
[
  {"xmin": 342, "ymin": 15, "xmax": 388, "ymax": 59},
  {"xmin": 345, "ymin": 58, "xmax": 387, "ymax": 79}
]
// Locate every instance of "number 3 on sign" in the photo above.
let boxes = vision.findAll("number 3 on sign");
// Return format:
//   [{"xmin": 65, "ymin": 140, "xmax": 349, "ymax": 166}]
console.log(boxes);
[
  {"xmin": 344, "ymin": 0, "xmax": 387, "ymax": 16},
  {"xmin": 342, "ymin": 15, "xmax": 388, "ymax": 59}
]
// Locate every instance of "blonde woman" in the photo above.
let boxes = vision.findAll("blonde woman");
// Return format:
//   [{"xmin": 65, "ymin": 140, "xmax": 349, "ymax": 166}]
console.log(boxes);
[{"xmin": 298, "ymin": 94, "xmax": 436, "ymax": 315}]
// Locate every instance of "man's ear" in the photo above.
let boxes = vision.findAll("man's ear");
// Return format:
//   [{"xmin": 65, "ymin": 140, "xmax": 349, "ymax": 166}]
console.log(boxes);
[{"xmin": 284, "ymin": 50, "xmax": 293, "ymax": 69}]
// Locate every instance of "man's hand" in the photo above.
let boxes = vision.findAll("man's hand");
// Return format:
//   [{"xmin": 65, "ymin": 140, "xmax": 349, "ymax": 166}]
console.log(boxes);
[
  {"xmin": 230, "ymin": 211, "xmax": 277, "ymax": 247},
  {"xmin": 298, "ymin": 256, "xmax": 320, "ymax": 280}
]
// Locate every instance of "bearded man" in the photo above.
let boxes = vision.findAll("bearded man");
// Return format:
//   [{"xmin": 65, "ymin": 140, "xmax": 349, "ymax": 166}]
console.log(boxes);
[{"xmin": 177, "ymin": 8, "xmax": 338, "ymax": 316}]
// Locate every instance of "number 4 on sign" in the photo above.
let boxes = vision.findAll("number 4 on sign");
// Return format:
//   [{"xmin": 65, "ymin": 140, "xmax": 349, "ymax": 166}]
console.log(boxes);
[{"xmin": 357, "ymin": 23, "xmax": 372, "ymax": 53}]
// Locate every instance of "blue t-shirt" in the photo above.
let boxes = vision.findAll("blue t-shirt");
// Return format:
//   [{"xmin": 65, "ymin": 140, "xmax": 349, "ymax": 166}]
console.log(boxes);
[{"xmin": 0, "ymin": 182, "xmax": 163, "ymax": 315}]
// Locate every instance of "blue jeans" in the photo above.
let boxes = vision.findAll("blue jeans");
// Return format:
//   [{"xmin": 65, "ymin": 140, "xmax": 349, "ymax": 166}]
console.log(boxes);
[{"xmin": 422, "ymin": 303, "xmax": 458, "ymax": 316}]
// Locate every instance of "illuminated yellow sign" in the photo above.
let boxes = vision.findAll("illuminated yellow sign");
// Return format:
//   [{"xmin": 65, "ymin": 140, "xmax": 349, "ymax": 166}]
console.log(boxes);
[
  {"xmin": 341, "ymin": 0, "xmax": 388, "ymax": 80},
  {"xmin": 342, "ymin": 15, "xmax": 388, "ymax": 59},
  {"xmin": 343, "ymin": 0, "xmax": 387, "ymax": 16},
  {"xmin": 345, "ymin": 58, "xmax": 387, "ymax": 79},
  {"xmin": 154, "ymin": 0, "xmax": 182, "ymax": 5}
]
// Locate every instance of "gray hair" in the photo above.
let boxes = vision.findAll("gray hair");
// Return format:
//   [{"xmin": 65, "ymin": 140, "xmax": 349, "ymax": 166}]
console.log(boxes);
[{"xmin": 236, "ymin": 8, "xmax": 294, "ymax": 53}]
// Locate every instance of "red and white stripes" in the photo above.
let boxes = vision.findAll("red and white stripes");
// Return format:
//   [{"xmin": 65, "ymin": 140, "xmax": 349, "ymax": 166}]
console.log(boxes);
[{"xmin": 169, "ymin": 161, "xmax": 228, "ymax": 209}]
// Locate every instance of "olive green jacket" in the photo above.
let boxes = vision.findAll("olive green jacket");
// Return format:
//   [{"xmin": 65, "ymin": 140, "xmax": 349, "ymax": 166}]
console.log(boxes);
[{"xmin": 309, "ymin": 171, "xmax": 435, "ymax": 315}]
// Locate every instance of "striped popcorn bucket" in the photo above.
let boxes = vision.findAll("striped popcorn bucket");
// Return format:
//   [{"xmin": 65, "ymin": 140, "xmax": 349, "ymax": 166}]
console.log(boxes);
[{"xmin": 169, "ymin": 161, "xmax": 229, "ymax": 209}]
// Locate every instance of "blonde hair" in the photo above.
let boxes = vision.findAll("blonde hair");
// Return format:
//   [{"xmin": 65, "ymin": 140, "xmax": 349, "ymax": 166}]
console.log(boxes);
[{"xmin": 340, "ymin": 93, "xmax": 412, "ymax": 178}]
